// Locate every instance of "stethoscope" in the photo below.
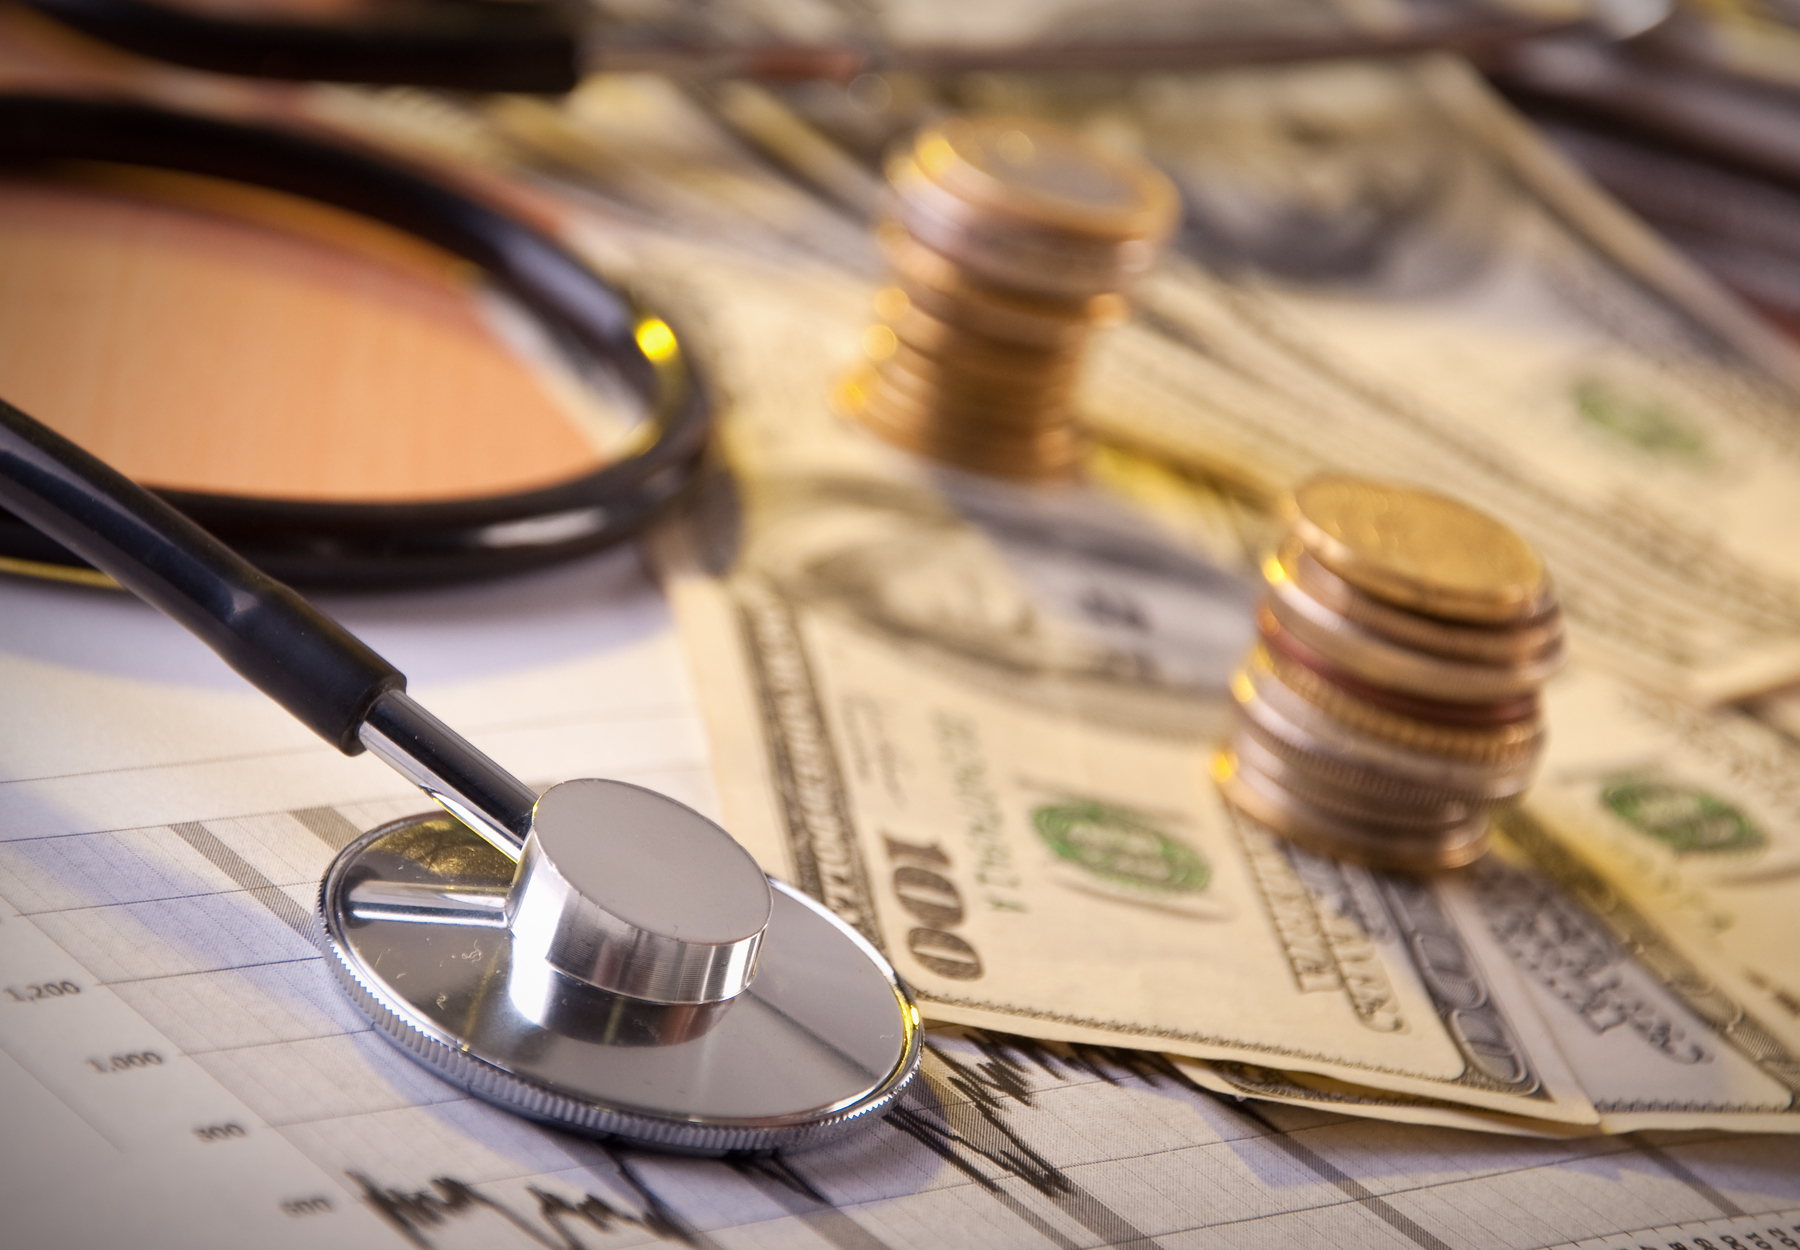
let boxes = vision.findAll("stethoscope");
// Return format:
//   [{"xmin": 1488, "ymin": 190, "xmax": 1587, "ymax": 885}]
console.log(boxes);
[{"xmin": 0, "ymin": 94, "xmax": 921, "ymax": 1153}]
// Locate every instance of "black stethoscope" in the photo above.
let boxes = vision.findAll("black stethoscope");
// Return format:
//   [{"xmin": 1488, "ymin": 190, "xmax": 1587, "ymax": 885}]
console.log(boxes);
[
  {"xmin": 0, "ymin": 93, "xmax": 710, "ymax": 588},
  {"xmin": 0, "ymin": 93, "xmax": 922, "ymax": 1152}
]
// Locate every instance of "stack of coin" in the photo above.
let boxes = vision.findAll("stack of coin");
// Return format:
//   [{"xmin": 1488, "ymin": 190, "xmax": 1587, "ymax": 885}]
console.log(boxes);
[
  {"xmin": 1215, "ymin": 474, "xmax": 1565, "ymax": 872},
  {"xmin": 839, "ymin": 115, "xmax": 1178, "ymax": 478}
]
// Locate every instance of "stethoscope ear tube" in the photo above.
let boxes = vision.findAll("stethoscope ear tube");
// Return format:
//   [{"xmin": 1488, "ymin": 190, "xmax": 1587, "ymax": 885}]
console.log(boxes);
[
  {"xmin": 0, "ymin": 396, "xmax": 404, "ymax": 754},
  {"xmin": 16, "ymin": 0, "xmax": 584, "ymax": 92},
  {"xmin": 0, "ymin": 94, "xmax": 712, "ymax": 588}
]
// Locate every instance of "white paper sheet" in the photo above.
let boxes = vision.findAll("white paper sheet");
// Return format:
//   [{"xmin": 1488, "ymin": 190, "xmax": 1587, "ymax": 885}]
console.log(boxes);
[{"xmin": 2, "ymin": 551, "xmax": 1798, "ymax": 1250}]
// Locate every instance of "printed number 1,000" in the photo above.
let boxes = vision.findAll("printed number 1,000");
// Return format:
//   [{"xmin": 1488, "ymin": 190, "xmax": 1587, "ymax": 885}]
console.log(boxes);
[{"xmin": 86, "ymin": 1051, "xmax": 163, "ymax": 1074}]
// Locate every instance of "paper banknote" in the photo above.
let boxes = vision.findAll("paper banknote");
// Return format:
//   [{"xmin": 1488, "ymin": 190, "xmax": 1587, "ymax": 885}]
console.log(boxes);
[
  {"xmin": 1187, "ymin": 806, "xmax": 1800, "ymax": 1135},
  {"xmin": 1526, "ymin": 667, "xmax": 1800, "ymax": 1057}
]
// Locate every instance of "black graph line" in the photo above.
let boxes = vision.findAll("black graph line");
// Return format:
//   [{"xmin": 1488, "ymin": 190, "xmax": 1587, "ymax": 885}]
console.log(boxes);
[
  {"xmin": 290, "ymin": 806, "xmax": 363, "ymax": 852},
  {"xmin": 350, "ymin": 1153, "xmax": 727, "ymax": 1250},
  {"xmin": 170, "ymin": 821, "xmax": 312, "ymax": 939},
  {"xmin": 899, "ymin": 1034, "xmax": 1169, "ymax": 1249}
]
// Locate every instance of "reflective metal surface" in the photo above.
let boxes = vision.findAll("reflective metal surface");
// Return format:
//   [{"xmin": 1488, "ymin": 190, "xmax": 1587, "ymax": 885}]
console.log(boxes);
[
  {"xmin": 359, "ymin": 689, "xmax": 537, "ymax": 855},
  {"xmin": 318, "ymin": 812, "xmax": 921, "ymax": 1154},
  {"xmin": 509, "ymin": 780, "xmax": 772, "ymax": 1004}
]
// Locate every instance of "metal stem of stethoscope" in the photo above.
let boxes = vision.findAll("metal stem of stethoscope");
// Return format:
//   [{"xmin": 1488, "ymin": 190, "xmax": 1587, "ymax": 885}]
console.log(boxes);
[{"xmin": 0, "ymin": 395, "xmax": 921, "ymax": 1153}]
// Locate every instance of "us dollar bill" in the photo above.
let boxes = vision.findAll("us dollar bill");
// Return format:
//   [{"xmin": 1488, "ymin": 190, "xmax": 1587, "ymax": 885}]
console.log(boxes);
[
  {"xmin": 1188, "ymin": 804, "xmax": 1800, "ymax": 1134},
  {"xmin": 1525, "ymin": 667, "xmax": 1800, "ymax": 1060}
]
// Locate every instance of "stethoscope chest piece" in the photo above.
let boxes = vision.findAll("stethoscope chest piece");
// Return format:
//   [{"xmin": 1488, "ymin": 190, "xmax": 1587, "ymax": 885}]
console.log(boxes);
[{"xmin": 317, "ymin": 780, "xmax": 921, "ymax": 1154}]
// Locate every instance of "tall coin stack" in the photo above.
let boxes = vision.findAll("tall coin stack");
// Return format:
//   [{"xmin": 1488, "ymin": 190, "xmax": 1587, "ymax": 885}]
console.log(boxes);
[
  {"xmin": 840, "ymin": 115, "xmax": 1178, "ymax": 478},
  {"xmin": 1215, "ymin": 475, "xmax": 1566, "ymax": 872}
]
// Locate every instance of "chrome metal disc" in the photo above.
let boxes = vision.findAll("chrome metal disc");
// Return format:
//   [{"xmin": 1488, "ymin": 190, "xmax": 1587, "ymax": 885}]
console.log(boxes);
[{"xmin": 317, "ymin": 813, "xmax": 921, "ymax": 1155}]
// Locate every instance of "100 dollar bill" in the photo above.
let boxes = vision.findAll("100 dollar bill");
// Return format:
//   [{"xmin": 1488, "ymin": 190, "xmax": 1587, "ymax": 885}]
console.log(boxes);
[{"xmin": 1188, "ymin": 801, "xmax": 1800, "ymax": 1134}]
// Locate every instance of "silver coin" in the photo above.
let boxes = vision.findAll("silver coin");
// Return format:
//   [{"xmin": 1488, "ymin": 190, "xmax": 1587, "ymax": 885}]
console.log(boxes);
[
  {"xmin": 1263, "ymin": 579, "xmax": 1562, "ymax": 704},
  {"xmin": 1230, "ymin": 730, "xmax": 1482, "ymax": 830},
  {"xmin": 1235, "ymin": 670, "xmax": 1539, "ymax": 799},
  {"xmin": 1218, "ymin": 756, "xmax": 1493, "ymax": 873}
]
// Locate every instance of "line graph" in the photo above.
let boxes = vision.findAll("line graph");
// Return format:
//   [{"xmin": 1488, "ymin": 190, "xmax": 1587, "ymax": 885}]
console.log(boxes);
[{"xmin": 7, "ymin": 761, "xmax": 1800, "ymax": 1250}]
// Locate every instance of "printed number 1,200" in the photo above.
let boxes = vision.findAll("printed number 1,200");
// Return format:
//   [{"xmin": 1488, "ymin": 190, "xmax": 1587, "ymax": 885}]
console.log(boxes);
[
  {"xmin": 6, "ymin": 981, "xmax": 80, "ymax": 1002},
  {"xmin": 86, "ymin": 1052, "xmax": 163, "ymax": 1074}
]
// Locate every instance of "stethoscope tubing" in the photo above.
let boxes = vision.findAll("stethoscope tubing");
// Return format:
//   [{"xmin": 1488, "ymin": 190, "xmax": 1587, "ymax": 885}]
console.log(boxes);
[
  {"xmin": 0, "ymin": 393, "xmax": 406, "ymax": 752},
  {"xmin": 18, "ymin": 0, "xmax": 585, "ymax": 92},
  {"xmin": 0, "ymin": 94, "xmax": 711, "ymax": 588}
]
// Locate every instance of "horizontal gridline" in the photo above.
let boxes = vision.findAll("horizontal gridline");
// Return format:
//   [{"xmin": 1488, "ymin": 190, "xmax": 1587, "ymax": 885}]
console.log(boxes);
[{"xmin": 0, "ymin": 702, "xmax": 704, "ymax": 791}]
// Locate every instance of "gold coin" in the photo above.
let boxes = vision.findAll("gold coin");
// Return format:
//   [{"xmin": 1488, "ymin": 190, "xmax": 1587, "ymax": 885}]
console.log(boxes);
[
  {"xmin": 1287, "ymin": 474, "xmax": 1546, "ymax": 624},
  {"xmin": 879, "ymin": 352, "xmax": 1073, "ymax": 409},
  {"xmin": 1275, "ymin": 541, "xmax": 1562, "ymax": 666},
  {"xmin": 878, "ymin": 224, "xmax": 1112, "ymax": 332},
  {"xmin": 849, "ymin": 381, "xmax": 1084, "ymax": 478},
  {"xmin": 909, "ymin": 116, "xmax": 1179, "ymax": 243}
]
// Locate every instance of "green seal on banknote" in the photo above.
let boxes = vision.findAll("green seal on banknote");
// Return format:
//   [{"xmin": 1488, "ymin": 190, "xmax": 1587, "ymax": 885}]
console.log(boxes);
[
  {"xmin": 1600, "ymin": 777, "xmax": 1764, "ymax": 856},
  {"xmin": 1032, "ymin": 801, "xmax": 1210, "ymax": 893},
  {"xmin": 1572, "ymin": 378, "xmax": 1708, "ymax": 463}
]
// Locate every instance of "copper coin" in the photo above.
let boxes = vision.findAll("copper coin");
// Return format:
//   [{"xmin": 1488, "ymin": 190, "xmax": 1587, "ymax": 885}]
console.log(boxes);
[
  {"xmin": 1260, "ymin": 614, "xmax": 1540, "ymax": 727},
  {"xmin": 879, "ymin": 352, "xmax": 1073, "ymax": 409},
  {"xmin": 891, "ymin": 175, "xmax": 1148, "ymax": 300},
  {"xmin": 1248, "ymin": 644, "xmax": 1542, "ymax": 765},
  {"xmin": 852, "ymin": 386, "xmax": 1084, "ymax": 479},
  {"xmin": 867, "ymin": 370, "xmax": 1070, "ymax": 431},
  {"xmin": 1232, "ymin": 673, "xmax": 1538, "ymax": 800},
  {"xmin": 1276, "ymin": 541, "xmax": 1562, "ymax": 666},
  {"xmin": 884, "ymin": 302, "xmax": 1067, "ymax": 369},
  {"xmin": 905, "ymin": 116, "xmax": 1179, "ymax": 243},
  {"xmin": 1261, "ymin": 585, "xmax": 1562, "ymax": 703},
  {"xmin": 894, "ymin": 274, "xmax": 1099, "ymax": 352},
  {"xmin": 1217, "ymin": 750, "xmax": 1493, "ymax": 873},
  {"xmin": 1230, "ymin": 731, "xmax": 1483, "ymax": 829}
]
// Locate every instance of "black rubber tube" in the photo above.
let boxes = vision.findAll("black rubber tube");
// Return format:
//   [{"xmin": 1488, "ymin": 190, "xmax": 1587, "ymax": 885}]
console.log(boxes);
[
  {"xmin": 0, "ymin": 95, "xmax": 711, "ymax": 589},
  {"xmin": 16, "ymin": 0, "xmax": 584, "ymax": 93},
  {"xmin": 0, "ymin": 396, "xmax": 404, "ymax": 754}
]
